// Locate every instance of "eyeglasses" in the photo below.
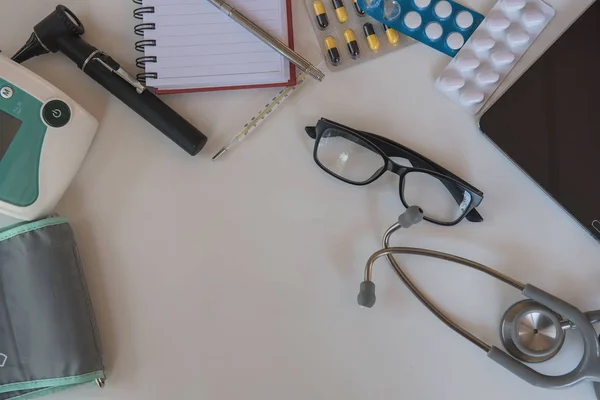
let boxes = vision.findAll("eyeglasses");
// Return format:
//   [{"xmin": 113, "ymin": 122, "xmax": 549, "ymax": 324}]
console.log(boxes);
[{"xmin": 305, "ymin": 118, "xmax": 484, "ymax": 226}]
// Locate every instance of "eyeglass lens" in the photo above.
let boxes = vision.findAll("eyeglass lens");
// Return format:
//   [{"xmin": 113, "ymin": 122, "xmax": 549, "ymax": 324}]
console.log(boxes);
[
  {"xmin": 316, "ymin": 129, "xmax": 386, "ymax": 184},
  {"xmin": 403, "ymin": 171, "xmax": 472, "ymax": 223}
]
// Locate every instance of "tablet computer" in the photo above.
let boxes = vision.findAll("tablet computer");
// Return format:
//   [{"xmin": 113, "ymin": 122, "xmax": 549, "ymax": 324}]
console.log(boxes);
[{"xmin": 479, "ymin": 2, "xmax": 600, "ymax": 242}]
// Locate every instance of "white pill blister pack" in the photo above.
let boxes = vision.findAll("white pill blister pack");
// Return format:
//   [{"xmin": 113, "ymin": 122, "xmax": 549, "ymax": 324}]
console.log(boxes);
[{"xmin": 436, "ymin": 0, "xmax": 555, "ymax": 114}]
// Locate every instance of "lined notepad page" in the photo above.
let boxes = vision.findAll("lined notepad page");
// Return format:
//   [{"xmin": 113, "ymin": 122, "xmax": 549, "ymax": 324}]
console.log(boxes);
[{"xmin": 142, "ymin": 0, "xmax": 290, "ymax": 90}]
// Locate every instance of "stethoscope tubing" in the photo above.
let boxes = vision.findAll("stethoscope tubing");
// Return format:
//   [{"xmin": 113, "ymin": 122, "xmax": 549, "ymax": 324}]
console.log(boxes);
[
  {"xmin": 375, "ymin": 222, "xmax": 524, "ymax": 352},
  {"xmin": 363, "ymin": 218, "xmax": 600, "ymax": 391}
]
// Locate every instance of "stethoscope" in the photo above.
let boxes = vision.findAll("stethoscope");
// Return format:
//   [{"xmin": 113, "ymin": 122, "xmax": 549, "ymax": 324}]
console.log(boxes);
[{"xmin": 358, "ymin": 206, "xmax": 600, "ymax": 398}]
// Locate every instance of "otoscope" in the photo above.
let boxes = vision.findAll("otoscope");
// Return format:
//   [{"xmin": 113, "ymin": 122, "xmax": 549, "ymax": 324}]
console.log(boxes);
[{"xmin": 12, "ymin": 5, "xmax": 208, "ymax": 156}]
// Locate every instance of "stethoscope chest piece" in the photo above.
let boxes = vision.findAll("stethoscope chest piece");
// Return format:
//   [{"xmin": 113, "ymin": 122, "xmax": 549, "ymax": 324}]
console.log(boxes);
[{"xmin": 500, "ymin": 300, "xmax": 565, "ymax": 363}]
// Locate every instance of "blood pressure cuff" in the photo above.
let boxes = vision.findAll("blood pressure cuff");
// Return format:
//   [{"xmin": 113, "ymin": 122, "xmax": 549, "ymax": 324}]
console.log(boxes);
[{"xmin": 0, "ymin": 217, "xmax": 105, "ymax": 399}]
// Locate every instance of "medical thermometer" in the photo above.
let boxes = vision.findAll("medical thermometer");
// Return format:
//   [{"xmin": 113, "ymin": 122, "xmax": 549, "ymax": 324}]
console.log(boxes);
[{"xmin": 213, "ymin": 71, "xmax": 310, "ymax": 160}]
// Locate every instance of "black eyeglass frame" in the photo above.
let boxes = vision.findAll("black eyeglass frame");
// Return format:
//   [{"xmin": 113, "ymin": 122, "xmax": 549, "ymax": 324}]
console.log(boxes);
[{"xmin": 305, "ymin": 118, "xmax": 484, "ymax": 226}]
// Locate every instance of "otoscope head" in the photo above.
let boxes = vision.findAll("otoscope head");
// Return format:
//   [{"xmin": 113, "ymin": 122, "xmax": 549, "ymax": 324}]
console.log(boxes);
[
  {"xmin": 12, "ymin": 5, "xmax": 84, "ymax": 63},
  {"xmin": 398, "ymin": 206, "xmax": 424, "ymax": 228},
  {"xmin": 357, "ymin": 281, "xmax": 376, "ymax": 308}
]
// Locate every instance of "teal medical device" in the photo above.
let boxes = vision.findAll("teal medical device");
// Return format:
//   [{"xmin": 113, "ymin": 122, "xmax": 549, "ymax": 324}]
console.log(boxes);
[{"xmin": 0, "ymin": 54, "xmax": 97, "ymax": 221}]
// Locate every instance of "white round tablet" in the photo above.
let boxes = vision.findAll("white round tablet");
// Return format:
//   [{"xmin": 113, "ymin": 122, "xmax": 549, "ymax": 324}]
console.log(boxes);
[
  {"xmin": 455, "ymin": 55, "xmax": 480, "ymax": 71},
  {"xmin": 446, "ymin": 32, "xmax": 464, "ymax": 50},
  {"xmin": 491, "ymin": 50, "xmax": 515, "ymax": 65},
  {"xmin": 455, "ymin": 11, "xmax": 474, "ymax": 29},
  {"xmin": 507, "ymin": 30, "xmax": 530, "ymax": 46},
  {"xmin": 434, "ymin": 1, "xmax": 452, "ymax": 18},
  {"xmin": 414, "ymin": 0, "xmax": 431, "ymax": 9},
  {"xmin": 522, "ymin": 10, "xmax": 546, "ymax": 27},
  {"xmin": 439, "ymin": 75, "xmax": 465, "ymax": 91},
  {"xmin": 383, "ymin": 0, "xmax": 401, "ymax": 21},
  {"xmin": 501, "ymin": 0, "xmax": 526, "ymax": 12},
  {"xmin": 425, "ymin": 22, "xmax": 443, "ymax": 40},
  {"xmin": 404, "ymin": 11, "xmax": 422, "ymax": 29},
  {"xmin": 460, "ymin": 90, "xmax": 484, "ymax": 105},
  {"xmin": 476, "ymin": 71, "xmax": 500, "ymax": 85},
  {"xmin": 487, "ymin": 16, "xmax": 511, "ymax": 31}
]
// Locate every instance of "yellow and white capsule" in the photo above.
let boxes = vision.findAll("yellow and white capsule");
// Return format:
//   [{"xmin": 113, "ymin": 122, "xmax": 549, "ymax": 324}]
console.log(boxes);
[
  {"xmin": 382, "ymin": 23, "xmax": 400, "ymax": 44},
  {"xmin": 324, "ymin": 36, "xmax": 341, "ymax": 66},
  {"xmin": 312, "ymin": 1, "xmax": 329, "ymax": 29},
  {"xmin": 344, "ymin": 29, "xmax": 360, "ymax": 59},
  {"xmin": 332, "ymin": 0, "xmax": 348, "ymax": 23},
  {"xmin": 363, "ymin": 23, "xmax": 379, "ymax": 51}
]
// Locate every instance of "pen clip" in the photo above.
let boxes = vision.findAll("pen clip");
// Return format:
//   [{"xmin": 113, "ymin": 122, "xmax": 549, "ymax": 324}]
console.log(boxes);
[{"xmin": 83, "ymin": 50, "xmax": 146, "ymax": 94}]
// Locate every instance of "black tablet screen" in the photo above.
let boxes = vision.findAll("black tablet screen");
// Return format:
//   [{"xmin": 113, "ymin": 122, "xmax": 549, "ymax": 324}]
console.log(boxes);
[{"xmin": 479, "ymin": 2, "xmax": 600, "ymax": 241}]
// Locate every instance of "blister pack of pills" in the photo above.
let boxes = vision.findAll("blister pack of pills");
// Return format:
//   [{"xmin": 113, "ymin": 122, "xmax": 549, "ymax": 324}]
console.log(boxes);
[
  {"xmin": 436, "ymin": 0, "xmax": 555, "ymax": 114},
  {"xmin": 357, "ymin": 0, "xmax": 485, "ymax": 56},
  {"xmin": 306, "ymin": 0, "xmax": 414, "ymax": 71}
]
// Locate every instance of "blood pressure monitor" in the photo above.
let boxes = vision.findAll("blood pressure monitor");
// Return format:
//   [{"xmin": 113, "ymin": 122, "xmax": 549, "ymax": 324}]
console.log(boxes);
[{"xmin": 0, "ymin": 54, "xmax": 97, "ymax": 221}]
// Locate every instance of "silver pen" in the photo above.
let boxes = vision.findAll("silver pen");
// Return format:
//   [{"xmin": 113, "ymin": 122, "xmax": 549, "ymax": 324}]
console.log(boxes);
[{"xmin": 206, "ymin": 0, "xmax": 325, "ymax": 82}]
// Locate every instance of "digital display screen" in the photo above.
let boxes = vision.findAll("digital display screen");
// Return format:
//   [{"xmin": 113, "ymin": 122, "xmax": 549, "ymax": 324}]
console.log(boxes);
[
  {"xmin": 480, "ymin": 3, "xmax": 600, "ymax": 241},
  {"xmin": 0, "ymin": 110, "xmax": 22, "ymax": 160}
]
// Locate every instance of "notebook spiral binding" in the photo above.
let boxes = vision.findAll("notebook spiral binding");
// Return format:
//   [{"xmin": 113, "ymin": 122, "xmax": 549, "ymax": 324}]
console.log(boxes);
[{"xmin": 133, "ymin": 1, "xmax": 158, "ymax": 84}]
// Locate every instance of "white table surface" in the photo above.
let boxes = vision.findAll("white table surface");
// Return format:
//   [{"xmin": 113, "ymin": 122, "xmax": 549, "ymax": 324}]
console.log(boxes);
[{"xmin": 1, "ymin": 0, "xmax": 599, "ymax": 399}]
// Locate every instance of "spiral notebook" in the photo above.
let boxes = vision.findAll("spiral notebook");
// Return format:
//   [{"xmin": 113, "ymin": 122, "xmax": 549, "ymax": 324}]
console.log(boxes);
[{"xmin": 134, "ymin": 0, "xmax": 296, "ymax": 94}]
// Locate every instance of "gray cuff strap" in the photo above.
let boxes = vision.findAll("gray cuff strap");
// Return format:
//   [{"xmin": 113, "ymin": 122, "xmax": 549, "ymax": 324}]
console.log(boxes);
[{"xmin": 0, "ymin": 218, "xmax": 105, "ymax": 399}]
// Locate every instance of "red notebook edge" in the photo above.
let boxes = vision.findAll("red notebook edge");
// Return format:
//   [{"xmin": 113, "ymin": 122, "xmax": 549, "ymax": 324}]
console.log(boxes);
[{"xmin": 154, "ymin": 0, "xmax": 296, "ymax": 95}]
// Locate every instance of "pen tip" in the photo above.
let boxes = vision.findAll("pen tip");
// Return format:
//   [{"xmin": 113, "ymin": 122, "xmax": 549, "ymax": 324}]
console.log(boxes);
[
  {"xmin": 212, "ymin": 147, "xmax": 228, "ymax": 161},
  {"xmin": 307, "ymin": 66, "xmax": 325, "ymax": 82}
]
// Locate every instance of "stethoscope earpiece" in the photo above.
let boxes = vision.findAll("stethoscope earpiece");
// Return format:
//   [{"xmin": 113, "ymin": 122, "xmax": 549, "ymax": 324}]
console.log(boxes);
[
  {"xmin": 357, "ymin": 281, "xmax": 376, "ymax": 308},
  {"xmin": 398, "ymin": 206, "xmax": 423, "ymax": 228}
]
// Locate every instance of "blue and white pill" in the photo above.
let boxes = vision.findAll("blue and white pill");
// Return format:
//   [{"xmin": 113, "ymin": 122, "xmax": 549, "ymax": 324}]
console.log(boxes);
[
  {"xmin": 491, "ymin": 50, "xmax": 515, "ymax": 65},
  {"xmin": 476, "ymin": 70, "xmax": 500, "ymax": 85},
  {"xmin": 439, "ymin": 75, "xmax": 465, "ymax": 90},
  {"xmin": 522, "ymin": 10, "xmax": 546, "ymax": 27},
  {"xmin": 507, "ymin": 30, "xmax": 530, "ymax": 46},
  {"xmin": 414, "ymin": 0, "xmax": 431, "ymax": 8},
  {"xmin": 434, "ymin": 1, "xmax": 452, "ymax": 19},
  {"xmin": 446, "ymin": 32, "xmax": 464, "ymax": 50},
  {"xmin": 460, "ymin": 90, "xmax": 484, "ymax": 105},
  {"xmin": 425, "ymin": 22, "xmax": 443, "ymax": 40},
  {"xmin": 455, "ymin": 11, "xmax": 474, "ymax": 29},
  {"xmin": 404, "ymin": 11, "xmax": 422, "ymax": 29},
  {"xmin": 487, "ymin": 16, "xmax": 511, "ymax": 31}
]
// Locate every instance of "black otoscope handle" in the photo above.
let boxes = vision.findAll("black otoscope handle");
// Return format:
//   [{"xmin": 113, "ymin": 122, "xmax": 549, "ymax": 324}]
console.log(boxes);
[{"xmin": 56, "ymin": 36, "xmax": 207, "ymax": 156}]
